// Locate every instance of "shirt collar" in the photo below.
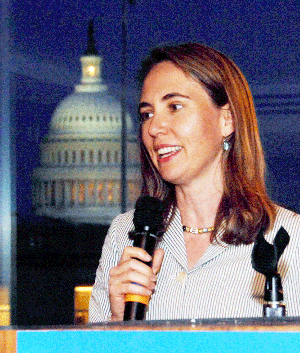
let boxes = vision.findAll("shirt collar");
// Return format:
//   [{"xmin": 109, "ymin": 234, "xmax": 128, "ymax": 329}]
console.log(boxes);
[{"xmin": 160, "ymin": 207, "xmax": 230, "ymax": 272}]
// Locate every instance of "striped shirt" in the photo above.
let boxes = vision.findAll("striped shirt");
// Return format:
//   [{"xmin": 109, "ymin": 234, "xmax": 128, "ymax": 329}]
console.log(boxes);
[{"xmin": 89, "ymin": 206, "xmax": 300, "ymax": 322}]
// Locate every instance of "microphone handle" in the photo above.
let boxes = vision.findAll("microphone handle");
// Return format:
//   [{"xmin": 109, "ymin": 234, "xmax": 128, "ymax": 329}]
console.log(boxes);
[
  {"xmin": 124, "ymin": 301, "xmax": 147, "ymax": 321},
  {"xmin": 124, "ymin": 230, "xmax": 158, "ymax": 321}
]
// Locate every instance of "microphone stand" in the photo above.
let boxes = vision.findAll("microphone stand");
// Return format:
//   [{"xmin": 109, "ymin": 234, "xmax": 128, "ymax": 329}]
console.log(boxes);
[{"xmin": 263, "ymin": 273, "xmax": 285, "ymax": 317}]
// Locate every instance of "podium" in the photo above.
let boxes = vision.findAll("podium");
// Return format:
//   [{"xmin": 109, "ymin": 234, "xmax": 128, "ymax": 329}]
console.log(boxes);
[{"xmin": 1, "ymin": 317, "xmax": 300, "ymax": 353}]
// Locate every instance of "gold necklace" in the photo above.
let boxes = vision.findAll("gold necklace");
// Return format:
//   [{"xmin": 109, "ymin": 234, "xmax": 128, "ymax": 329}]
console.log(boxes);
[{"xmin": 182, "ymin": 225, "xmax": 214, "ymax": 235}]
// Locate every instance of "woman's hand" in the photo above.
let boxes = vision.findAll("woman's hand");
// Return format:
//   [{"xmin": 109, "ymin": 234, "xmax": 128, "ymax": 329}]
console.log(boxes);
[{"xmin": 109, "ymin": 246, "xmax": 164, "ymax": 321}]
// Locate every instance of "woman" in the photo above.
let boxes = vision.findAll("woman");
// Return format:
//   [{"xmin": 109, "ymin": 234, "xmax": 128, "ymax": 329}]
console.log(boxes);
[{"xmin": 89, "ymin": 43, "xmax": 300, "ymax": 322}]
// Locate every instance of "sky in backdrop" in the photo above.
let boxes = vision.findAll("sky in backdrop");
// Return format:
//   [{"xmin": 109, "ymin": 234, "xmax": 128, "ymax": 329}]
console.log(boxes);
[{"xmin": 12, "ymin": 0, "xmax": 300, "ymax": 85}]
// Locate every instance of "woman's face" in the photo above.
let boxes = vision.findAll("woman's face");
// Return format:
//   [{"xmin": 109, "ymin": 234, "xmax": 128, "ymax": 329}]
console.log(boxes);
[{"xmin": 140, "ymin": 61, "xmax": 233, "ymax": 188}]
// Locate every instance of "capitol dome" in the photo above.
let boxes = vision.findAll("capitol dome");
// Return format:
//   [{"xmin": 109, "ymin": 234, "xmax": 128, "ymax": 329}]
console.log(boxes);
[
  {"xmin": 50, "ymin": 91, "xmax": 133, "ymax": 138},
  {"xmin": 32, "ymin": 22, "xmax": 141, "ymax": 224}
]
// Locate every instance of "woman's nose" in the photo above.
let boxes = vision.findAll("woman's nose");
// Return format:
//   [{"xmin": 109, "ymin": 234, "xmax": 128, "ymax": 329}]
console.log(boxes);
[{"xmin": 147, "ymin": 113, "xmax": 169, "ymax": 137}]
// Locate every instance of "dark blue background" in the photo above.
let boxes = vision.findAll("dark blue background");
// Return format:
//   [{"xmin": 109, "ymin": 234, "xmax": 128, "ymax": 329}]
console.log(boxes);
[{"xmin": 11, "ymin": 0, "xmax": 300, "ymax": 216}]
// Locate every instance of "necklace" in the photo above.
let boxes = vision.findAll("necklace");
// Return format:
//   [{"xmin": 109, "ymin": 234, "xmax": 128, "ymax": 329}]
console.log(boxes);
[{"xmin": 182, "ymin": 225, "xmax": 214, "ymax": 235}]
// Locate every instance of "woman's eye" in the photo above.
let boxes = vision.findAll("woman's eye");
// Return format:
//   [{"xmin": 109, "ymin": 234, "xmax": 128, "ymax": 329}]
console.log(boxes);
[
  {"xmin": 170, "ymin": 103, "xmax": 183, "ymax": 112},
  {"xmin": 139, "ymin": 111, "xmax": 154, "ymax": 122}
]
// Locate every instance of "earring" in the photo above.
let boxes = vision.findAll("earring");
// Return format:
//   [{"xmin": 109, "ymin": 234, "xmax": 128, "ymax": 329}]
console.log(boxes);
[{"xmin": 222, "ymin": 136, "xmax": 230, "ymax": 152}]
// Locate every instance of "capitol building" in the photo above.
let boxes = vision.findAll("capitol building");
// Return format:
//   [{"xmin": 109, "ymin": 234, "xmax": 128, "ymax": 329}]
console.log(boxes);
[{"xmin": 32, "ymin": 25, "xmax": 141, "ymax": 224}]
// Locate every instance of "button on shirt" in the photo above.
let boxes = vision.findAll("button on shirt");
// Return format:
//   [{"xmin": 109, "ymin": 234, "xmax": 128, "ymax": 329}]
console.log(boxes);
[{"xmin": 89, "ymin": 206, "xmax": 300, "ymax": 322}]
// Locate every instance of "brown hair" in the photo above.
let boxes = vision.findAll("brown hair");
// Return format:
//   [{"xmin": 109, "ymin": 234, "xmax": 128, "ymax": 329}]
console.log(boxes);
[{"xmin": 138, "ymin": 43, "xmax": 275, "ymax": 245}]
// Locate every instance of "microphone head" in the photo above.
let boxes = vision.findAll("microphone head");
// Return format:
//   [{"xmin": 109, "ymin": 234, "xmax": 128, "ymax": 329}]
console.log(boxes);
[
  {"xmin": 252, "ymin": 226, "xmax": 290, "ymax": 275},
  {"xmin": 133, "ymin": 196, "xmax": 166, "ymax": 234}
]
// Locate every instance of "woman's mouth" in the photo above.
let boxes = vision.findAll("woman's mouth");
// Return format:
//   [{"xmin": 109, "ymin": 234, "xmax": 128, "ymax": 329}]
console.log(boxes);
[{"xmin": 157, "ymin": 146, "xmax": 182, "ymax": 160}]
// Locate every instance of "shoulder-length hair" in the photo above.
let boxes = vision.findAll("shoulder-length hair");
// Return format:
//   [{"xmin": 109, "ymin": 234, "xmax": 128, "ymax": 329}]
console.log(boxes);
[{"xmin": 138, "ymin": 42, "xmax": 275, "ymax": 245}]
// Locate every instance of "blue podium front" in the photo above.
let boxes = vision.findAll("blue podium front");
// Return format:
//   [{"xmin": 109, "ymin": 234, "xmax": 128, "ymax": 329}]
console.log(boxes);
[
  {"xmin": 15, "ymin": 318, "xmax": 300, "ymax": 353},
  {"xmin": 17, "ymin": 330, "xmax": 300, "ymax": 353}
]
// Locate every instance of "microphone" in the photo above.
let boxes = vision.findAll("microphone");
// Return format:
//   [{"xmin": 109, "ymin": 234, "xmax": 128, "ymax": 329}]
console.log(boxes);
[
  {"xmin": 252, "ymin": 226, "xmax": 290, "ymax": 317},
  {"xmin": 123, "ymin": 195, "xmax": 166, "ymax": 321}
]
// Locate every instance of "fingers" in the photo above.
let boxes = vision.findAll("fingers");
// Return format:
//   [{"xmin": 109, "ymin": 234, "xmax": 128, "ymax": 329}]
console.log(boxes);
[
  {"xmin": 119, "ymin": 246, "xmax": 152, "ymax": 264},
  {"xmin": 116, "ymin": 246, "xmax": 155, "ymax": 281},
  {"xmin": 109, "ymin": 259, "xmax": 156, "ymax": 293},
  {"xmin": 152, "ymin": 248, "xmax": 164, "ymax": 275},
  {"xmin": 109, "ymin": 247, "xmax": 157, "ymax": 300},
  {"xmin": 108, "ymin": 246, "xmax": 164, "ymax": 320}
]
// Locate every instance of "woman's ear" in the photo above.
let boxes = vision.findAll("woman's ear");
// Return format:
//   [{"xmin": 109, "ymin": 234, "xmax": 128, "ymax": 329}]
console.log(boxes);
[{"xmin": 220, "ymin": 103, "xmax": 234, "ymax": 137}]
